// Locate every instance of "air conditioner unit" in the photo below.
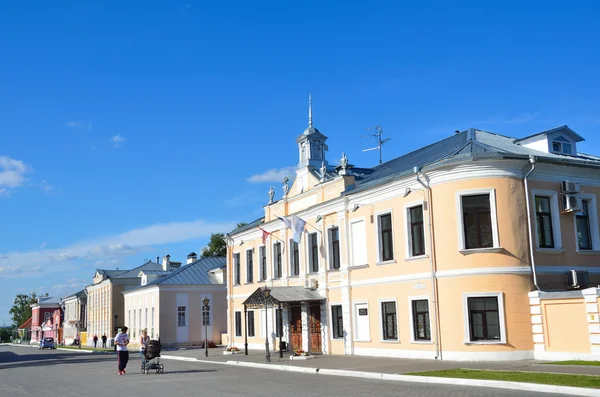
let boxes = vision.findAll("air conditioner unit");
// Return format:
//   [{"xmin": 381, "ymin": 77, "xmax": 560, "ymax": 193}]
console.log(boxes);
[
  {"xmin": 561, "ymin": 181, "xmax": 581, "ymax": 194},
  {"xmin": 561, "ymin": 194, "xmax": 583, "ymax": 213},
  {"xmin": 304, "ymin": 279, "xmax": 318, "ymax": 290},
  {"xmin": 567, "ymin": 269, "xmax": 590, "ymax": 289}
]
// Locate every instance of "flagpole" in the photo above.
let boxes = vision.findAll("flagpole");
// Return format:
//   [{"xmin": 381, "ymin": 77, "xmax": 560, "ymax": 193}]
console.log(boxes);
[{"xmin": 257, "ymin": 227, "xmax": 286, "ymax": 244}]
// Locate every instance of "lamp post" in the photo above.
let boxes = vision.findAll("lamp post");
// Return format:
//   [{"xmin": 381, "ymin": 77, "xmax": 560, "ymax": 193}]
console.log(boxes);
[
  {"xmin": 203, "ymin": 296, "xmax": 210, "ymax": 357},
  {"xmin": 263, "ymin": 286, "xmax": 271, "ymax": 363}
]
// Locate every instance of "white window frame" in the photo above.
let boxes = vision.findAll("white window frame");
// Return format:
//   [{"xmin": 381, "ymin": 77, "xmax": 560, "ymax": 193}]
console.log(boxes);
[
  {"xmin": 272, "ymin": 241, "xmax": 282, "ymax": 279},
  {"xmin": 306, "ymin": 232, "xmax": 320, "ymax": 273},
  {"xmin": 246, "ymin": 310, "xmax": 255, "ymax": 338},
  {"xmin": 258, "ymin": 245, "xmax": 267, "ymax": 281},
  {"xmin": 352, "ymin": 300, "xmax": 371, "ymax": 342},
  {"xmin": 177, "ymin": 306, "xmax": 187, "ymax": 328},
  {"xmin": 550, "ymin": 135, "xmax": 573, "ymax": 155},
  {"xmin": 404, "ymin": 200, "xmax": 428, "ymax": 259},
  {"xmin": 462, "ymin": 292, "xmax": 506, "ymax": 345},
  {"xmin": 408, "ymin": 296, "xmax": 432, "ymax": 344},
  {"xmin": 234, "ymin": 311, "xmax": 242, "ymax": 337},
  {"xmin": 245, "ymin": 248, "xmax": 254, "ymax": 284},
  {"xmin": 327, "ymin": 225, "xmax": 341, "ymax": 270},
  {"xmin": 456, "ymin": 188, "xmax": 500, "ymax": 252},
  {"xmin": 531, "ymin": 189, "xmax": 563, "ymax": 251},
  {"xmin": 233, "ymin": 253, "xmax": 241, "ymax": 285},
  {"xmin": 378, "ymin": 298, "xmax": 399, "ymax": 343},
  {"xmin": 349, "ymin": 217, "xmax": 368, "ymax": 267},
  {"xmin": 329, "ymin": 302, "xmax": 344, "ymax": 340},
  {"xmin": 289, "ymin": 239, "xmax": 300, "ymax": 277},
  {"xmin": 374, "ymin": 209, "xmax": 396, "ymax": 264},
  {"xmin": 574, "ymin": 194, "xmax": 600, "ymax": 253}
]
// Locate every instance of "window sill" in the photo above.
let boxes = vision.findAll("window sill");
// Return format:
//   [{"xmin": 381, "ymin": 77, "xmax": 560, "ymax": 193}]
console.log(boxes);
[
  {"xmin": 327, "ymin": 268, "xmax": 341, "ymax": 273},
  {"xmin": 459, "ymin": 247, "xmax": 503, "ymax": 255},
  {"xmin": 411, "ymin": 340, "xmax": 433, "ymax": 345},
  {"xmin": 349, "ymin": 264, "xmax": 369, "ymax": 270},
  {"xmin": 244, "ymin": 282, "xmax": 254, "ymax": 285},
  {"xmin": 288, "ymin": 275, "xmax": 300, "ymax": 278},
  {"xmin": 405, "ymin": 255, "xmax": 429, "ymax": 262},
  {"xmin": 464, "ymin": 340, "xmax": 506, "ymax": 346},
  {"xmin": 576, "ymin": 250, "xmax": 600, "ymax": 255},
  {"xmin": 376, "ymin": 260, "xmax": 397, "ymax": 266},
  {"xmin": 380, "ymin": 339, "xmax": 400, "ymax": 343},
  {"xmin": 353, "ymin": 339, "xmax": 371, "ymax": 343},
  {"xmin": 536, "ymin": 248, "xmax": 565, "ymax": 254}
]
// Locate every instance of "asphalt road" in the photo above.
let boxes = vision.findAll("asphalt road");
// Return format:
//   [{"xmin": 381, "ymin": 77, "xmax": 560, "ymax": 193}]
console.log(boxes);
[{"xmin": 0, "ymin": 346, "xmax": 566, "ymax": 397}]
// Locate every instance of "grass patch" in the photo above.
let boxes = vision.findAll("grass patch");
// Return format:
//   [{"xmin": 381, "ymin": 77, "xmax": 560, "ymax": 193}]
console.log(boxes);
[
  {"xmin": 545, "ymin": 360, "xmax": 600, "ymax": 366},
  {"xmin": 408, "ymin": 369, "xmax": 600, "ymax": 389}
]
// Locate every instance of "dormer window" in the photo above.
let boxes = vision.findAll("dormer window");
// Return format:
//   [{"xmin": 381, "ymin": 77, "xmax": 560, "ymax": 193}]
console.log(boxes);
[{"xmin": 551, "ymin": 136, "xmax": 572, "ymax": 155}]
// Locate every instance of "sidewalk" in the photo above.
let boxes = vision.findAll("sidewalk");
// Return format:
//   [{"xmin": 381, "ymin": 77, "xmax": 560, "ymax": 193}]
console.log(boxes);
[{"xmin": 160, "ymin": 347, "xmax": 600, "ymax": 397}]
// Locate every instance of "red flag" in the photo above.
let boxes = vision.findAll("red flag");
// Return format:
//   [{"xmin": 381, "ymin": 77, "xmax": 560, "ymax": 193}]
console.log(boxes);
[{"xmin": 257, "ymin": 227, "xmax": 270, "ymax": 245}]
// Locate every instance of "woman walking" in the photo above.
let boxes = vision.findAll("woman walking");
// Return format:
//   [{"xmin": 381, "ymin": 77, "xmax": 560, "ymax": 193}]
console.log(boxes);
[
  {"xmin": 114, "ymin": 326, "xmax": 130, "ymax": 375},
  {"xmin": 139, "ymin": 329, "xmax": 149, "ymax": 359}
]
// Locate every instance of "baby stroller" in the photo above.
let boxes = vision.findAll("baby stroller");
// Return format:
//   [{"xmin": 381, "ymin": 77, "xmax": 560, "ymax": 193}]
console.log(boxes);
[{"xmin": 141, "ymin": 339, "xmax": 164, "ymax": 374}]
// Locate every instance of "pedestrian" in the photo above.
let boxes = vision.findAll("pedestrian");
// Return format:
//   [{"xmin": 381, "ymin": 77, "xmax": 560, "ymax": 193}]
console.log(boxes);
[
  {"xmin": 93, "ymin": 334, "xmax": 98, "ymax": 348},
  {"xmin": 101, "ymin": 334, "xmax": 107, "ymax": 348},
  {"xmin": 114, "ymin": 326, "xmax": 130, "ymax": 375},
  {"xmin": 139, "ymin": 329, "xmax": 149, "ymax": 359}
]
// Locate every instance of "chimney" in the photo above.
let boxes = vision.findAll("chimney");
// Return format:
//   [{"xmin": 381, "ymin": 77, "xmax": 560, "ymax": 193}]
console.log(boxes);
[
  {"xmin": 162, "ymin": 255, "xmax": 170, "ymax": 271},
  {"xmin": 156, "ymin": 256, "xmax": 159, "ymax": 264},
  {"xmin": 186, "ymin": 252, "xmax": 197, "ymax": 265}
]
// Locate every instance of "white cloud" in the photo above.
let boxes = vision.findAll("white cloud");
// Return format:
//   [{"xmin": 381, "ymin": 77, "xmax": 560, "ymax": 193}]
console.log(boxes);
[
  {"xmin": 110, "ymin": 135, "xmax": 126, "ymax": 147},
  {"xmin": 0, "ymin": 219, "xmax": 236, "ymax": 278},
  {"xmin": 247, "ymin": 166, "xmax": 295, "ymax": 183},
  {"xmin": 0, "ymin": 156, "xmax": 31, "ymax": 195},
  {"xmin": 52, "ymin": 278, "xmax": 88, "ymax": 291},
  {"xmin": 66, "ymin": 121, "xmax": 82, "ymax": 127}
]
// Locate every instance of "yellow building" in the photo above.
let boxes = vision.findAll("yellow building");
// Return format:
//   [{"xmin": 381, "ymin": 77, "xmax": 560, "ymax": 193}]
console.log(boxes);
[{"xmin": 227, "ymin": 108, "xmax": 600, "ymax": 361}]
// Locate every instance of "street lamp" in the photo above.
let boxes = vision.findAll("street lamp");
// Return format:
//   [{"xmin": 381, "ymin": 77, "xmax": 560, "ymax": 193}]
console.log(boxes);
[
  {"xmin": 263, "ymin": 286, "xmax": 271, "ymax": 363},
  {"xmin": 203, "ymin": 296, "xmax": 210, "ymax": 357}
]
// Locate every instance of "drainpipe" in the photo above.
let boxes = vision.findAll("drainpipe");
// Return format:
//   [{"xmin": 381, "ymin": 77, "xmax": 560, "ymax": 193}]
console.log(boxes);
[
  {"xmin": 343, "ymin": 196, "xmax": 354, "ymax": 355},
  {"xmin": 415, "ymin": 166, "xmax": 440, "ymax": 360},
  {"xmin": 523, "ymin": 155, "xmax": 540, "ymax": 291}
]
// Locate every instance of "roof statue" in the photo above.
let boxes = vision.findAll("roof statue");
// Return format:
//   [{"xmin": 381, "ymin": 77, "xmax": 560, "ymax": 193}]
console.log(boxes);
[
  {"xmin": 320, "ymin": 161, "xmax": 327, "ymax": 182},
  {"xmin": 268, "ymin": 186, "xmax": 275, "ymax": 204},
  {"xmin": 282, "ymin": 177, "xmax": 289, "ymax": 197}
]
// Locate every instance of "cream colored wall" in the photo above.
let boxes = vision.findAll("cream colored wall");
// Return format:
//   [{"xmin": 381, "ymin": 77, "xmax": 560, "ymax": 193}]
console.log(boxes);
[
  {"xmin": 123, "ymin": 289, "xmax": 160, "ymax": 348},
  {"xmin": 542, "ymin": 298, "xmax": 590, "ymax": 353}
]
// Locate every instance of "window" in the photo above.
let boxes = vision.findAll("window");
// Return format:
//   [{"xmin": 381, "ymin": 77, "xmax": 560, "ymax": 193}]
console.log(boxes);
[
  {"xmin": 134, "ymin": 309, "xmax": 137, "ymax": 336},
  {"xmin": 151, "ymin": 307, "xmax": 154, "ymax": 336},
  {"xmin": 273, "ymin": 242, "xmax": 282, "ymax": 279},
  {"xmin": 290, "ymin": 240, "xmax": 300, "ymax": 276},
  {"xmin": 329, "ymin": 227, "xmax": 340, "ymax": 270},
  {"xmin": 378, "ymin": 213, "xmax": 394, "ymax": 261},
  {"xmin": 309, "ymin": 233, "xmax": 319, "ymax": 273},
  {"xmin": 411, "ymin": 299, "xmax": 431, "ymax": 341},
  {"xmin": 551, "ymin": 136, "xmax": 572, "ymax": 155},
  {"xmin": 246, "ymin": 249, "xmax": 254, "ymax": 283},
  {"xmin": 535, "ymin": 196, "xmax": 554, "ymax": 248},
  {"xmin": 467, "ymin": 297, "xmax": 501, "ymax": 342},
  {"xmin": 381, "ymin": 301, "xmax": 398, "ymax": 341},
  {"xmin": 247, "ymin": 311, "xmax": 255, "ymax": 337},
  {"xmin": 128, "ymin": 310, "xmax": 131, "ymax": 331},
  {"xmin": 145, "ymin": 308, "xmax": 148, "ymax": 328},
  {"xmin": 350, "ymin": 220, "xmax": 368, "ymax": 266},
  {"xmin": 331, "ymin": 305, "xmax": 343, "ymax": 339},
  {"xmin": 407, "ymin": 205, "xmax": 425, "ymax": 257},
  {"xmin": 259, "ymin": 246, "xmax": 267, "ymax": 281},
  {"xmin": 275, "ymin": 308, "xmax": 283, "ymax": 337},
  {"xmin": 462, "ymin": 194, "xmax": 493, "ymax": 249},
  {"xmin": 177, "ymin": 306, "xmax": 186, "ymax": 327},
  {"xmin": 234, "ymin": 312, "xmax": 242, "ymax": 337},
  {"xmin": 139, "ymin": 310, "xmax": 142, "ymax": 333},
  {"xmin": 44, "ymin": 312, "xmax": 52, "ymax": 322},
  {"xmin": 234, "ymin": 253, "xmax": 241, "ymax": 285},
  {"xmin": 577, "ymin": 200, "xmax": 592, "ymax": 250},
  {"xmin": 202, "ymin": 304, "xmax": 210, "ymax": 326}
]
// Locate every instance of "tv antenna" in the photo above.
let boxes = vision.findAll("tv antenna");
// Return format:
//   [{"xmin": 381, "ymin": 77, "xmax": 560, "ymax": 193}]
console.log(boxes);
[{"xmin": 362, "ymin": 124, "xmax": 390, "ymax": 165}]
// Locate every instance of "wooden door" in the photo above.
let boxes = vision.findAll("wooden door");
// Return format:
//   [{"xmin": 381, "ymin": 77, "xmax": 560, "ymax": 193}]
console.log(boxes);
[
  {"xmin": 309, "ymin": 304, "xmax": 322, "ymax": 353},
  {"xmin": 290, "ymin": 306, "xmax": 302, "ymax": 351}
]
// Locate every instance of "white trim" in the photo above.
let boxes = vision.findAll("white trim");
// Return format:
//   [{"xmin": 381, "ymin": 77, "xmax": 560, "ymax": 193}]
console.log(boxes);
[
  {"xmin": 374, "ymin": 208, "xmax": 395, "ymax": 263},
  {"xmin": 531, "ymin": 189, "xmax": 563, "ymax": 249},
  {"xmin": 272, "ymin": 241, "xmax": 282, "ymax": 280},
  {"xmin": 258, "ymin": 245, "xmax": 267, "ymax": 281},
  {"xmin": 246, "ymin": 309, "xmax": 256, "ymax": 338},
  {"xmin": 326, "ymin": 225, "xmax": 341, "ymax": 271},
  {"xmin": 462, "ymin": 292, "xmax": 507, "ymax": 345},
  {"xmin": 574, "ymin": 194, "xmax": 600, "ymax": 252},
  {"xmin": 234, "ymin": 310, "xmax": 242, "ymax": 337},
  {"xmin": 352, "ymin": 300, "xmax": 370, "ymax": 342},
  {"xmin": 408, "ymin": 295, "xmax": 432, "ymax": 344},
  {"xmin": 404, "ymin": 200, "xmax": 427, "ymax": 258},
  {"xmin": 306, "ymin": 231, "xmax": 320, "ymax": 274},
  {"xmin": 378, "ymin": 298, "xmax": 399, "ymax": 343},
  {"xmin": 233, "ymin": 252, "xmax": 241, "ymax": 285},
  {"xmin": 328, "ymin": 302, "xmax": 343, "ymax": 341},
  {"xmin": 288, "ymin": 238, "xmax": 299, "ymax": 277},
  {"xmin": 349, "ymin": 217, "xmax": 368, "ymax": 268},
  {"xmin": 245, "ymin": 248, "xmax": 254, "ymax": 284},
  {"xmin": 455, "ymin": 188, "xmax": 500, "ymax": 251},
  {"xmin": 121, "ymin": 285, "xmax": 160, "ymax": 298}
]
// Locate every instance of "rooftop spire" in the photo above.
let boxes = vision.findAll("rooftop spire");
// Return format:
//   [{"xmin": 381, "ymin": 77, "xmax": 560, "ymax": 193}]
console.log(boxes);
[{"xmin": 308, "ymin": 94, "xmax": 313, "ymax": 127}]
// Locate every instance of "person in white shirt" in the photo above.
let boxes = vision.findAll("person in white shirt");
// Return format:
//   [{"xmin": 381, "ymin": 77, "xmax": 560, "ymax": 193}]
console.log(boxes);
[
  {"xmin": 114, "ymin": 326, "xmax": 130, "ymax": 375},
  {"xmin": 139, "ymin": 329, "xmax": 150, "ymax": 359}
]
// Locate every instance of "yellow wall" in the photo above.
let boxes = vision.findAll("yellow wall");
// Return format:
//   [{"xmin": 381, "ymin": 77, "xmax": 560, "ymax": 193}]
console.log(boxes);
[{"xmin": 543, "ymin": 299, "xmax": 590, "ymax": 353}]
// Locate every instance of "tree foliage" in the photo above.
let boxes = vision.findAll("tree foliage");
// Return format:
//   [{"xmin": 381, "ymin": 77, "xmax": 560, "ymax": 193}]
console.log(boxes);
[
  {"xmin": 200, "ymin": 233, "xmax": 227, "ymax": 258},
  {"xmin": 9, "ymin": 292, "xmax": 43, "ymax": 327}
]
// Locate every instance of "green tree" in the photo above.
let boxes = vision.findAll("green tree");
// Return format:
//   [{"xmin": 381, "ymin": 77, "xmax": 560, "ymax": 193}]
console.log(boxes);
[
  {"xmin": 200, "ymin": 233, "xmax": 227, "ymax": 258},
  {"xmin": 9, "ymin": 292, "xmax": 40, "ymax": 327}
]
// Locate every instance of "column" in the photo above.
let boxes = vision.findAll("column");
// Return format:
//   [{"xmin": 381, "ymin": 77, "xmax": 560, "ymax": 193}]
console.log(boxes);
[
  {"xmin": 528, "ymin": 291, "xmax": 545, "ymax": 357},
  {"xmin": 301, "ymin": 302, "xmax": 310, "ymax": 352},
  {"xmin": 582, "ymin": 287, "xmax": 600, "ymax": 356}
]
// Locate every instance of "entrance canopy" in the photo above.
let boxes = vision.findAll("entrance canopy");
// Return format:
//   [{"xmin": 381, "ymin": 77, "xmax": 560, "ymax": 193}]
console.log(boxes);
[{"xmin": 242, "ymin": 286, "xmax": 323, "ymax": 309}]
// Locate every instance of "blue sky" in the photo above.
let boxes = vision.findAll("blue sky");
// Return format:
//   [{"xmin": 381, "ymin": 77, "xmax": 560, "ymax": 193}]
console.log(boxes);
[{"xmin": 1, "ymin": 1, "xmax": 600, "ymax": 324}]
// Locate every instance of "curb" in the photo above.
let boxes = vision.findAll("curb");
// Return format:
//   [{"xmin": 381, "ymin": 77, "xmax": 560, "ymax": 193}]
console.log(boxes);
[
  {"xmin": 159, "ymin": 355, "xmax": 599, "ymax": 397},
  {"xmin": 7, "ymin": 343, "xmax": 114, "ymax": 354}
]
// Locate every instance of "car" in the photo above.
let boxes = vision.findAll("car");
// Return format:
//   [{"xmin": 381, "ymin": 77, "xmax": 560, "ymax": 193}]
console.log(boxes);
[{"xmin": 39, "ymin": 337, "xmax": 56, "ymax": 350}]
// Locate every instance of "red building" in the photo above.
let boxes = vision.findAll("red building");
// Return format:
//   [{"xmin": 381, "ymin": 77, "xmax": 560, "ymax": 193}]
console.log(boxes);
[{"xmin": 30, "ymin": 297, "xmax": 62, "ymax": 344}]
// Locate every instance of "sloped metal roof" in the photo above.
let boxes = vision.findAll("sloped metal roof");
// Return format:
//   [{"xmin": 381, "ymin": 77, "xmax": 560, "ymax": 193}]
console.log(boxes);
[
  {"xmin": 144, "ymin": 256, "xmax": 226, "ymax": 287},
  {"xmin": 242, "ymin": 286, "xmax": 324, "ymax": 308}
]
